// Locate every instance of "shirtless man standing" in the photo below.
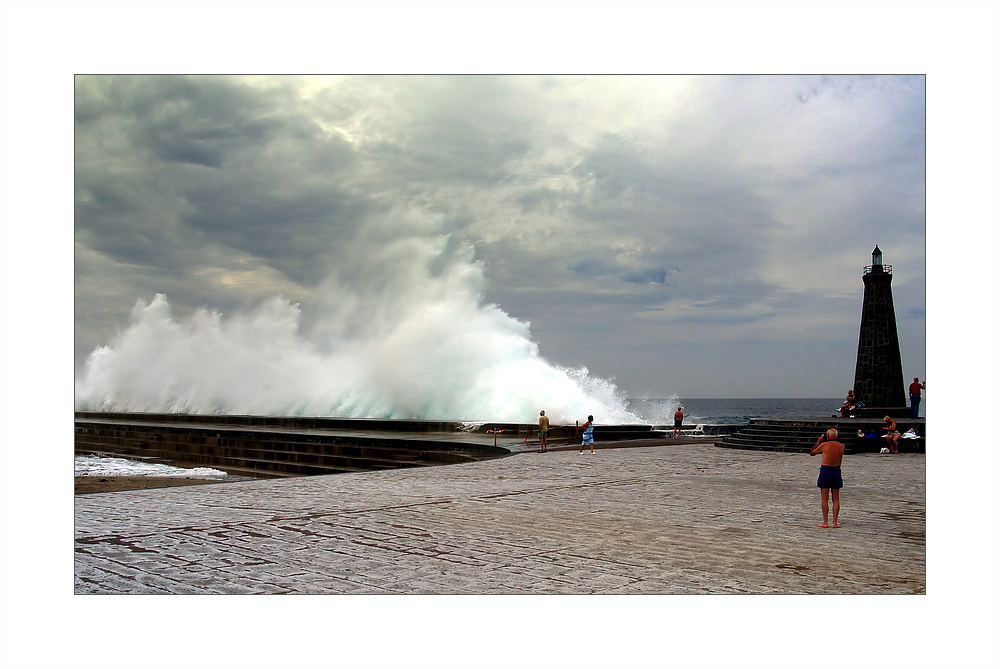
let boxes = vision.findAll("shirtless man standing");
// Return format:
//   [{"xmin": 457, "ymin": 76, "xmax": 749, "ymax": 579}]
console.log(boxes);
[{"xmin": 810, "ymin": 428, "xmax": 845, "ymax": 528}]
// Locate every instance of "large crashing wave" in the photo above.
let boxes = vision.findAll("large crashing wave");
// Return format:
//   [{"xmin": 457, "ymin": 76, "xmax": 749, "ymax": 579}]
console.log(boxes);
[{"xmin": 75, "ymin": 214, "xmax": 642, "ymax": 424}]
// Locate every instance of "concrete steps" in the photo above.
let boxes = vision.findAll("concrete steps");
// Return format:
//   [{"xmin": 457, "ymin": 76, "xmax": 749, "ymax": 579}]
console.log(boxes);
[{"xmin": 715, "ymin": 417, "xmax": 925, "ymax": 453}]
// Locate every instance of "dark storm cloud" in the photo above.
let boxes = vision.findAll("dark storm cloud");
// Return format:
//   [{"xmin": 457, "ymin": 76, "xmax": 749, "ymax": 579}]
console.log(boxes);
[
  {"xmin": 75, "ymin": 76, "xmax": 283, "ymax": 173},
  {"xmin": 568, "ymin": 258, "xmax": 617, "ymax": 278},
  {"xmin": 568, "ymin": 257, "xmax": 674, "ymax": 286},
  {"xmin": 76, "ymin": 76, "xmax": 371, "ymax": 288},
  {"xmin": 621, "ymin": 267, "xmax": 671, "ymax": 285}
]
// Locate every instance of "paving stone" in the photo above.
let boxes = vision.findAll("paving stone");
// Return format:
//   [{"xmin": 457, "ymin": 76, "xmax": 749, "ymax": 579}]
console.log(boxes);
[{"xmin": 75, "ymin": 443, "xmax": 925, "ymax": 594}]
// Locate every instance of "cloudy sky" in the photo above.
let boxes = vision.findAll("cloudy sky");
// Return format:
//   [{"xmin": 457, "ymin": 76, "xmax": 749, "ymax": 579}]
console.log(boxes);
[{"xmin": 74, "ymin": 74, "xmax": 925, "ymax": 400}]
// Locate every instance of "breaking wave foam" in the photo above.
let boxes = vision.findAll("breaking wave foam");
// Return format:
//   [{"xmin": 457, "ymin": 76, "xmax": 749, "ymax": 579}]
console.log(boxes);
[{"xmin": 75, "ymin": 212, "xmax": 644, "ymax": 424}]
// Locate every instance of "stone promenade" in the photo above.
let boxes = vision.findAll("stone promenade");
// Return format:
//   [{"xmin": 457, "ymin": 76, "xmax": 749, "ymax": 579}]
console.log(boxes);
[{"xmin": 74, "ymin": 441, "xmax": 925, "ymax": 594}]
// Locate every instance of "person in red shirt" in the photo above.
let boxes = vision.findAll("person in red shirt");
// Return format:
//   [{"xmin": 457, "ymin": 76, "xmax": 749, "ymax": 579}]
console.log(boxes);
[{"xmin": 908, "ymin": 377, "xmax": 925, "ymax": 418}]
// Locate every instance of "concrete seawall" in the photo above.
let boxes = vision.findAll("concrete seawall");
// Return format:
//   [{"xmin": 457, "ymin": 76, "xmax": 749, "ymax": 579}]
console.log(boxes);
[
  {"xmin": 76, "ymin": 412, "xmax": 513, "ymax": 479},
  {"xmin": 74, "ymin": 412, "xmax": 680, "ymax": 478}
]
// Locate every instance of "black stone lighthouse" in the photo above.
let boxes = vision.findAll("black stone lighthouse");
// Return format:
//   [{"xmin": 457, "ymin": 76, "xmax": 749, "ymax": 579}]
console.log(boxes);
[{"xmin": 852, "ymin": 246, "xmax": 907, "ymax": 414}]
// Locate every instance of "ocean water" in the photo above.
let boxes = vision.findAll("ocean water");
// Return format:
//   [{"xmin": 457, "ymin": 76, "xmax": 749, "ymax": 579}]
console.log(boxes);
[{"xmin": 625, "ymin": 397, "xmax": 844, "ymax": 426}]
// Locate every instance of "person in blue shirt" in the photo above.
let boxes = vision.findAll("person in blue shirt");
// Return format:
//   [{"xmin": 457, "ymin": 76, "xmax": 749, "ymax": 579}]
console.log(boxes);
[{"xmin": 579, "ymin": 415, "xmax": 595, "ymax": 454}]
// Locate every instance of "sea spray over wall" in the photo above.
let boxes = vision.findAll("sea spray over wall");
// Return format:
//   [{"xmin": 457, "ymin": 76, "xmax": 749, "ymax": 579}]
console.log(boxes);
[{"xmin": 75, "ymin": 212, "xmax": 642, "ymax": 424}]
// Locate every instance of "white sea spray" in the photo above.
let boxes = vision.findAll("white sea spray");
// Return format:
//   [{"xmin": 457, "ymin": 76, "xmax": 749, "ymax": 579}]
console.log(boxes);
[
  {"xmin": 76, "ymin": 211, "xmax": 646, "ymax": 424},
  {"xmin": 74, "ymin": 455, "xmax": 228, "ymax": 478}
]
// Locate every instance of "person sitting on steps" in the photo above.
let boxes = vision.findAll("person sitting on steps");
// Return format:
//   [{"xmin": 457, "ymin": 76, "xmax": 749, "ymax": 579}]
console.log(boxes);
[{"xmin": 883, "ymin": 416, "xmax": 901, "ymax": 454}]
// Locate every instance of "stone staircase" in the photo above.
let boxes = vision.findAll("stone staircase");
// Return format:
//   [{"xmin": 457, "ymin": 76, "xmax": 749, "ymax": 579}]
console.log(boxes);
[{"xmin": 715, "ymin": 417, "xmax": 925, "ymax": 454}]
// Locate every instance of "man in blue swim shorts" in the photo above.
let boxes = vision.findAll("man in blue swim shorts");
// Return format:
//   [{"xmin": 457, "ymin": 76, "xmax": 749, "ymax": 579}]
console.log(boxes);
[
  {"xmin": 817, "ymin": 465, "xmax": 843, "ymax": 490},
  {"xmin": 809, "ymin": 428, "xmax": 845, "ymax": 528}
]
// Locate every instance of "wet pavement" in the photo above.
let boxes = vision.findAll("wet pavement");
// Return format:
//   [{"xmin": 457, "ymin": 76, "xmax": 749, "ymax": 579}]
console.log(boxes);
[{"xmin": 74, "ymin": 439, "xmax": 925, "ymax": 594}]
